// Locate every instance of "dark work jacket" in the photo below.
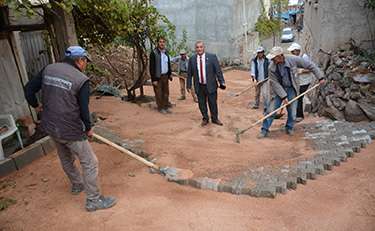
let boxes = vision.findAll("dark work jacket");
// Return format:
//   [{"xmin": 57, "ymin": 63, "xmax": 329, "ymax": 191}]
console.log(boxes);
[
  {"xmin": 40, "ymin": 62, "xmax": 89, "ymax": 141},
  {"xmin": 252, "ymin": 57, "xmax": 270, "ymax": 81},
  {"xmin": 149, "ymin": 48, "xmax": 171, "ymax": 82}
]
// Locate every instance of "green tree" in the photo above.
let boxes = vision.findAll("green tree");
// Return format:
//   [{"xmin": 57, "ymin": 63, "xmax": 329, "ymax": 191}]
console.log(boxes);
[
  {"xmin": 4, "ymin": 0, "xmax": 176, "ymax": 99},
  {"xmin": 168, "ymin": 29, "xmax": 190, "ymax": 57}
]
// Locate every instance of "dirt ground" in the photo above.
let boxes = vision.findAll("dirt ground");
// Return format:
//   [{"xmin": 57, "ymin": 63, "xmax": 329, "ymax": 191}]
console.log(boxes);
[
  {"xmin": 1, "ymin": 70, "xmax": 375, "ymax": 230},
  {"xmin": 90, "ymin": 70, "xmax": 316, "ymax": 180}
]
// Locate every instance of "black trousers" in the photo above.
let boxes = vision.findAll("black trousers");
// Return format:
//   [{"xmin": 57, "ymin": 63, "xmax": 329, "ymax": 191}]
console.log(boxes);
[
  {"xmin": 297, "ymin": 84, "xmax": 310, "ymax": 118},
  {"xmin": 197, "ymin": 84, "xmax": 218, "ymax": 121}
]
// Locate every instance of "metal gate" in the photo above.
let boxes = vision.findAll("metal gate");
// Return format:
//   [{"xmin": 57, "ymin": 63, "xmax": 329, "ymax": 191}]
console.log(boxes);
[{"xmin": 20, "ymin": 30, "xmax": 52, "ymax": 80}]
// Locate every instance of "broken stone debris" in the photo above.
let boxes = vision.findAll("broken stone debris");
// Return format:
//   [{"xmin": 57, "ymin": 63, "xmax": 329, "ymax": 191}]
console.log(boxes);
[{"xmin": 312, "ymin": 43, "xmax": 375, "ymax": 122}]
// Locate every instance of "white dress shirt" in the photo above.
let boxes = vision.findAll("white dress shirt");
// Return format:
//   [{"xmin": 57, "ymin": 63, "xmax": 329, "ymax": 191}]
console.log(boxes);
[
  {"xmin": 160, "ymin": 50, "xmax": 169, "ymax": 75},
  {"xmin": 197, "ymin": 53, "xmax": 206, "ymax": 84}
]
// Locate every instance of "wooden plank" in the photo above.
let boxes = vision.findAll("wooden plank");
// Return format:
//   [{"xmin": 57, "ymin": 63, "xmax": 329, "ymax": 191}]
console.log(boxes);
[
  {"xmin": 0, "ymin": 38, "xmax": 31, "ymax": 119},
  {"xmin": 9, "ymin": 31, "xmax": 37, "ymax": 120},
  {"xmin": 8, "ymin": 8, "xmax": 44, "ymax": 26},
  {"xmin": 0, "ymin": 24, "xmax": 47, "ymax": 33}
]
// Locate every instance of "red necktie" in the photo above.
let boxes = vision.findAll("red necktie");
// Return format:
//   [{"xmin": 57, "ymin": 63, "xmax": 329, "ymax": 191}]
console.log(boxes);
[{"xmin": 199, "ymin": 55, "xmax": 204, "ymax": 84}]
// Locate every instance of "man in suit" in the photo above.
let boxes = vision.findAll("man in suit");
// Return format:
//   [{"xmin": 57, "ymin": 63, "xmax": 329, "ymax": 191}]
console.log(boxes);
[
  {"xmin": 187, "ymin": 41, "xmax": 226, "ymax": 126},
  {"xmin": 149, "ymin": 37, "xmax": 172, "ymax": 114}
]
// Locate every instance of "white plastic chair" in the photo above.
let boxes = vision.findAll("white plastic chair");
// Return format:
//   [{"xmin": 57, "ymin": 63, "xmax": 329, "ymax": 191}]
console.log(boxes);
[{"xmin": 0, "ymin": 114, "xmax": 24, "ymax": 160}]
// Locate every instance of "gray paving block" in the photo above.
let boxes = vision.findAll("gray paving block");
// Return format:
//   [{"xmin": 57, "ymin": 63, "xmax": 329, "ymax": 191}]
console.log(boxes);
[
  {"xmin": 250, "ymin": 184, "xmax": 277, "ymax": 198},
  {"xmin": 275, "ymin": 180, "xmax": 288, "ymax": 194},
  {"xmin": 280, "ymin": 168, "xmax": 298, "ymax": 190},
  {"xmin": 11, "ymin": 143, "xmax": 44, "ymax": 170},
  {"xmin": 0, "ymin": 158, "xmax": 17, "ymax": 177},
  {"xmin": 188, "ymin": 178, "xmax": 202, "ymax": 189},
  {"xmin": 230, "ymin": 176, "xmax": 256, "ymax": 195},
  {"xmin": 199, "ymin": 177, "xmax": 221, "ymax": 191},
  {"xmin": 218, "ymin": 181, "xmax": 234, "ymax": 193}
]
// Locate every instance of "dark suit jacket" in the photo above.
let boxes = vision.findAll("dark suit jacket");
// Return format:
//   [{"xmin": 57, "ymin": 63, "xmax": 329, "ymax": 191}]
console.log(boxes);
[
  {"xmin": 187, "ymin": 53, "xmax": 225, "ymax": 94},
  {"xmin": 149, "ymin": 48, "xmax": 171, "ymax": 82}
]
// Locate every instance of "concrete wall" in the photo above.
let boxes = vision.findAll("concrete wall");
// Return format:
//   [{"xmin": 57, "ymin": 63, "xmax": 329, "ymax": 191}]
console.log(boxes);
[
  {"xmin": 153, "ymin": 0, "xmax": 266, "ymax": 62},
  {"xmin": 302, "ymin": 0, "xmax": 375, "ymax": 59}
]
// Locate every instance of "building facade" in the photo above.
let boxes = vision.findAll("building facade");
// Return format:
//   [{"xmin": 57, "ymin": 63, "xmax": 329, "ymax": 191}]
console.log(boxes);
[{"xmin": 302, "ymin": 0, "xmax": 375, "ymax": 59}]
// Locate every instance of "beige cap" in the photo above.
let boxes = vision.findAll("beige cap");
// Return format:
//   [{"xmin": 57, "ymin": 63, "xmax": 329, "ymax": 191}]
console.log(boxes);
[
  {"xmin": 287, "ymin": 43, "xmax": 302, "ymax": 52},
  {"xmin": 266, "ymin": 46, "xmax": 284, "ymax": 60},
  {"xmin": 179, "ymin": 49, "xmax": 187, "ymax": 54}
]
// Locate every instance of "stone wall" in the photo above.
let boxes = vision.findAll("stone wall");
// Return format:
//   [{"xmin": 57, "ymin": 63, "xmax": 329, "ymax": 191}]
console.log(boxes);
[
  {"xmin": 153, "ymin": 0, "xmax": 268, "ymax": 63},
  {"xmin": 302, "ymin": 0, "xmax": 375, "ymax": 59}
]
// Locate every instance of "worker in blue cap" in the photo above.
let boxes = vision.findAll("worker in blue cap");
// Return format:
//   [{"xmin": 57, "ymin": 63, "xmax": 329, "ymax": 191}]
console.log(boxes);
[{"xmin": 25, "ymin": 45, "xmax": 117, "ymax": 212}]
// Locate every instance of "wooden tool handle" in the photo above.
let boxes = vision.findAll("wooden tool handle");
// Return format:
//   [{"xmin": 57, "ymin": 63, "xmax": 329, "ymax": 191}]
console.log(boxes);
[
  {"xmin": 93, "ymin": 133, "xmax": 160, "ymax": 170},
  {"xmin": 239, "ymin": 83, "xmax": 321, "ymax": 134},
  {"xmin": 235, "ymin": 79, "xmax": 268, "ymax": 97}
]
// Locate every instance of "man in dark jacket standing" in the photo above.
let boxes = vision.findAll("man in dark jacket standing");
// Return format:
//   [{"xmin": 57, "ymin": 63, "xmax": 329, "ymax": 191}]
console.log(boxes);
[
  {"xmin": 149, "ymin": 37, "xmax": 172, "ymax": 114},
  {"xmin": 250, "ymin": 46, "xmax": 269, "ymax": 109},
  {"xmin": 24, "ymin": 46, "xmax": 116, "ymax": 212},
  {"xmin": 187, "ymin": 41, "xmax": 226, "ymax": 126}
]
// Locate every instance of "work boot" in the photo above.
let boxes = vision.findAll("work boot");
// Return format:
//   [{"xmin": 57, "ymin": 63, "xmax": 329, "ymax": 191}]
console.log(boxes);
[
  {"xmin": 212, "ymin": 119, "xmax": 223, "ymax": 126},
  {"xmin": 249, "ymin": 102, "xmax": 259, "ymax": 109},
  {"xmin": 71, "ymin": 183, "xmax": 84, "ymax": 195},
  {"xmin": 85, "ymin": 195, "xmax": 117, "ymax": 212},
  {"xmin": 295, "ymin": 117, "xmax": 303, "ymax": 123},
  {"xmin": 257, "ymin": 131, "xmax": 269, "ymax": 139},
  {"xmin": 178, "ymin": 95, "xmax": 186, "ymax": 100},
  {"xmin": 159, "ymin": 109, "xmax": 168, "ymax": 114},
  {"xmin": 201, "ymin": 119, "xmax": 209, "ymax": 127}
]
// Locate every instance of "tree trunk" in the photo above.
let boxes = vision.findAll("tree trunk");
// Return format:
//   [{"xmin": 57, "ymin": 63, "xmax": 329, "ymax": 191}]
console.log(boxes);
[{"xmin": 43, "ymin": 1, "xmax": 78, "ymax": 61}]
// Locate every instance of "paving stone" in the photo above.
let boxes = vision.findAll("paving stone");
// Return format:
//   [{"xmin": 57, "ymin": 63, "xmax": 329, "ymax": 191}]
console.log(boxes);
[
  {"xmin": 275, "ymin": 178, "xmax": 288, "ymax": 194},
  {"xmin": 11, "ymin": 143, "xmax": 44, "ymax": 170},
  {"xmin": 250, "ymin": 184, "xmax": 277, "ymax": 198},
  {"xmin": 218, "ymin": 181, "xmax": 234, "ymax": 193},
  {"xmin": 299, "ymin": 161, "xmax": 318, "ymax": 180},
  {"xmin": 232, "ymin": 175, "xmax": 257, "ymax": 195},
  {"xmin": 199, "ymin": 177, "xmax": 221, "ymax": 191},
  {"xmin": 0, "ymin": 158, "xmax": 17, "ymax": 177},
  {"xmin": 311, "ymin": 157, "xmax": 325, "ymax": 175},
  {"xmin": 188, "ymin": 178, "xmax": 202, "ymax": 189}
]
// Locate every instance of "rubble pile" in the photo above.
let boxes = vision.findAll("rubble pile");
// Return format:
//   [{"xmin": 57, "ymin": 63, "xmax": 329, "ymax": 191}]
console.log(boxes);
[
  {"xmin": 312, "ymin": 45, "xmax": 375, "ymax": 122},
  {"xmin": 87, "ymin": 45, "xmax": 147, "ymax": 95}
]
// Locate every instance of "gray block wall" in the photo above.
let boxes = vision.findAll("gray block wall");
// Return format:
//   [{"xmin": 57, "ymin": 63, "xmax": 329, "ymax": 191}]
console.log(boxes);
[{"xmin": 153, "ymin": 0, "xmax": 264, "ymax": 61}]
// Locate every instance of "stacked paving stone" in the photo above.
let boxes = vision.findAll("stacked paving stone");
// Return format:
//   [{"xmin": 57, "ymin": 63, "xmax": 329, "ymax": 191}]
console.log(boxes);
[{"xmin": 176, "ymin": 120, "xmax": 375, "ymax": 198}]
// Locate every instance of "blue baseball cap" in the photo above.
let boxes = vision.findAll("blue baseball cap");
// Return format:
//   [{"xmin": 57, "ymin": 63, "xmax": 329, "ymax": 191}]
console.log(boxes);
[{"xmin": 65, "ymin": 46, "xmax": 91, "ymax": 61}]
